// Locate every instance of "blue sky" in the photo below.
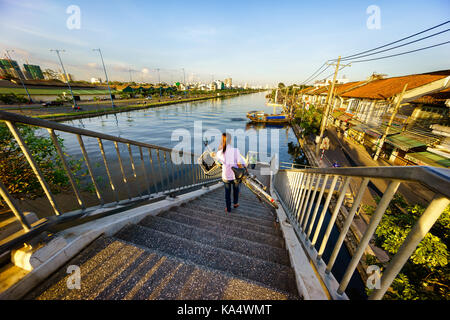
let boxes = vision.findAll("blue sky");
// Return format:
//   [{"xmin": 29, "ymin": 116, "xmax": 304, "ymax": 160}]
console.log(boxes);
[{"xmin": 0, "ymin": 0, "xmax": 449, "ymax": 86}]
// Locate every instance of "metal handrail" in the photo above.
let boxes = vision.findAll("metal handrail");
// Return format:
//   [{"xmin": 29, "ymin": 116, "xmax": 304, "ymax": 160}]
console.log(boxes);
[
  {"xmin": 278, "ymin": 166, "xmax": 450, "ymax": 198},
  {"xmin": 273, "ymin": 166, "xmax": 449, "ymax": 300},
  {"xmin": 0, "ymin": 110, "xmax": 220, "ymax": 252}
]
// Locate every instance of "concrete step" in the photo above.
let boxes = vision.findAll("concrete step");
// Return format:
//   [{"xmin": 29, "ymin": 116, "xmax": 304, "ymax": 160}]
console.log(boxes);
[
  {"xmin": 200, "ymin": 196, "xmax": 275, "ymax": 216},
  {"xmin": 139, "ymin": 215, "xmax": 290, "ymax": 266},
  {"xmin": 171, "ymin": 205, "xmax": 281, "ymax": 237},
  {"xmin": 158, "ymin": 210, "xmax": 285, "ymax": 248},
  {"xmin": 25, "ymin": 236, "xmax": 295, "ymax": 300},
  {"xmin": 182, "ymin": 202, "xmax": 276, "ymax": 228},
  {"xmin": 114, "ymin": 224, "xmax": 298, "ymax": 296},
  {"xmin": 202, "ymin": 191, "xmax": 275, "ymax": 213},
  {"xmin": 186, "ymin": 201, "xmax": 275, "ymax": 222}
]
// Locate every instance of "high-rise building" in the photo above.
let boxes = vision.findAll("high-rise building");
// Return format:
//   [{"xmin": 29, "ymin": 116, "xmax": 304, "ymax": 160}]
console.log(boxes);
[
  {"xmin": 23, "ymin": 64, "xmax": 44, "ymax": 80},
  {"xmin": 0, "ymin": 59, "xmax": 25, "ymax": 79},
  {"xmin": 224, "ymin": 78, "xmax": 232, "ymax": 88},
  {"xmin": 59, "ymin": 73, "xmax": 74, "ymax": 82}
]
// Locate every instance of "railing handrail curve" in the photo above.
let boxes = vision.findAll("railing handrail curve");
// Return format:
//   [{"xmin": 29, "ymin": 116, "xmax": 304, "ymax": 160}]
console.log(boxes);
[
  {"xmin": 279, "ymin": 166, "xmax": 450, "ymax": 198},
  {"xmin": 0, "ymin": 110, "xmax": 196, "ymax": 157}
]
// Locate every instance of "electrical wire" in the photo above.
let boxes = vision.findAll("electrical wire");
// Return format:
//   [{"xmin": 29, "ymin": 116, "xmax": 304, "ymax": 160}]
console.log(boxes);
[
  {"xmin": 331, "ymin": 20, "xmax": 450, "ymax": 61},
  {"xmin": 350, "ymin": 40, "xmax": 450, "ymax": 63},
  {"xmin": 340, "ymin": 28, "xmax": 450, "ymax": 61}
]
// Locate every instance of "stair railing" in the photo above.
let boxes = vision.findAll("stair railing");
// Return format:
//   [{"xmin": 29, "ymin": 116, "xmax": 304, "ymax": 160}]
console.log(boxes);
[
  {"xmin": 273, "ymin": 166, "xmax": 450, "ymax": 300},
  {"xmin": 0, "ymin": 110, "xmax": 220, "ymax": 252}
]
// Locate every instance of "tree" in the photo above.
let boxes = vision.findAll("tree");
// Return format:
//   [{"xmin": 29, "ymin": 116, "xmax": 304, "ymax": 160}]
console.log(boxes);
[
  {"xmin": 364, "ymin": 195, "xmax": 449, "ymax": 300},
  {"xmin": 278, "ymin": 82, "xmax": 285, "ymax": 88},
  {"xmin": 42, "ymin": 68, "xmax": 59, "ymax": 80},
  {"xmin": 0, "ymin": 124, "xmax": 83, "ymax": 203}
]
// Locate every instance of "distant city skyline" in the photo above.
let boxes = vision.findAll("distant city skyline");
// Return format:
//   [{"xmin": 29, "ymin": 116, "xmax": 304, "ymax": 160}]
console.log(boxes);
[{"xmin": 0, "ymin": 0, "xmax": 449, "ymax": 86}]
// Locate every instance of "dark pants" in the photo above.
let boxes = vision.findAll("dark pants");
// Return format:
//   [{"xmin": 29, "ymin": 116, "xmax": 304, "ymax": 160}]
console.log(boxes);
[{"xmin": 223, "ymin": 180, "xmax": 240, "ymax": 212}]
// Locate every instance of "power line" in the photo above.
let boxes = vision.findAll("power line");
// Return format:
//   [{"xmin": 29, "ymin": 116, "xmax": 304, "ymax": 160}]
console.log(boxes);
[
  {"xmin": 300, "ymin": 62, "xmax": 329, "ymax": 84},
  {"xmin": 341, "ymin": 28, "xmax": 450, "ymax": 61},
  {"xmin": 333, "ymin": 20, "xmax": 450, "ymax": 61},
  {"xmin": 350, "ymin": 40, "xmax": 450, "ymax": 63},
  {"xmin": 301, "ymin": 63, "xmax": 332, "ymax": 85}
]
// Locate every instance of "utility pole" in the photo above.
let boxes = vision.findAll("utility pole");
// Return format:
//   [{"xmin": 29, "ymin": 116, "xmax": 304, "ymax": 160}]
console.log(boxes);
[
  {"xmin": 50, "ymin": 49, "xmax": 78, "ymax": 110},
  {"xmin": 373, "ymin": 84, "xmax": 408, "ymax": 161},
  {"xmin": 283, "ymin": 86, "xmax": 289, "ymax": 114},
  {"xmin": 5, "ymin": 50, "xmax": 33, "ymax": 103},
  {"xmin": 291, "ymin": 86, "xmax": 298, "ymax": 116},
  {"xmin": 93, "ymin": 48, "xmax": 115, "ymax": 108},
  {"xmin": 315, "ymin": 56, "xmax": 350, "ymax": 156}
]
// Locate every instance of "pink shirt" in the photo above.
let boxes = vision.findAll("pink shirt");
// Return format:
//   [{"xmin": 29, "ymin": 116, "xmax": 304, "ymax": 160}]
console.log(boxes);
[{"xmin": 216, "ymin": 146, "xmax": 246, "ymax": 181}]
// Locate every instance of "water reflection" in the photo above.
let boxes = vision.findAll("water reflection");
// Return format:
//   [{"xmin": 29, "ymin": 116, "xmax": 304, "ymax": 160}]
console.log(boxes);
[{"xmin": 287, "ymin": 141, "xmax": 310, "ymax": 167}]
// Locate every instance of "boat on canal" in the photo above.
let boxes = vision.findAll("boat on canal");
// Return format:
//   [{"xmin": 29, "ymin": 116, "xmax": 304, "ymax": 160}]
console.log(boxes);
[{"xmin": 246, "ymin": 110, "xmax": 291, "ymax": 123}]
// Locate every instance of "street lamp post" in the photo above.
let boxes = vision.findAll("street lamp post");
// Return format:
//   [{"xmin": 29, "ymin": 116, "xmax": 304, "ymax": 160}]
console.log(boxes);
[
  {"xmin": 93, "ymin": 48, "xmax": 115, "ymax": 108},
  {"xmin": 50, "ymin": 49, "xmax": 78, "ymax": 110},
  {"xmin": 5, "ymin": 50, "xmax": 33, "ymax": 104},
  {"xmin": 156, "ymin": 68, "xmax": 161, "ymax": 97},
  {"xmin": 182, "ymin": 68, "xmax": 187, "ymax": 97}
]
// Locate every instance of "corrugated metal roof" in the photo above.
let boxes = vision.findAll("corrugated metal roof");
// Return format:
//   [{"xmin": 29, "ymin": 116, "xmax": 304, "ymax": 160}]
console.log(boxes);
[
  {"xmin": 405, "ymin": 151, "xmax": 450, "ymax": 168},
  {"xmin": 386, "ymin": 133, "xmax": 428, "ymax": 151}
]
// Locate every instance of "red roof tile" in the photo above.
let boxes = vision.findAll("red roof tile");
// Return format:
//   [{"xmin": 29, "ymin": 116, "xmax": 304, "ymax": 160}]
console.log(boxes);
[{"xmin": 341, "ymin": 73, "xmax": 449, "ymax": 100}]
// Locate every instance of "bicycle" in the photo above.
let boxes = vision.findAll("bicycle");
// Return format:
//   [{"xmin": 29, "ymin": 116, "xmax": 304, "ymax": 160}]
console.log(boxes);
[{"xmin": 231, "ymin": 166, "xmax": 279, "ymax": 210}]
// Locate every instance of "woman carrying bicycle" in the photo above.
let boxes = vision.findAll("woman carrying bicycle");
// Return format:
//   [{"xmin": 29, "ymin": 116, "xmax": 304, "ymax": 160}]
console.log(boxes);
[{"xmin": 211, "ymin": 132, "xmax": 247, "ymax": 213}]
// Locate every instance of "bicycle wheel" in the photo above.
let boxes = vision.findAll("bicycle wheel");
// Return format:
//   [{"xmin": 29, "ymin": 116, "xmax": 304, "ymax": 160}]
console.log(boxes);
[{"xmin": 243, "ymin": 177, "xmax": 279, "ymax": 209}]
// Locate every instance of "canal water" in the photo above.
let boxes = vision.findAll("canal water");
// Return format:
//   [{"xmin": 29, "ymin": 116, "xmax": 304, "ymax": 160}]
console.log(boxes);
[
  {"xmin": 45, "ymin": 91, "xmax": 365, "ymax": 299},
  {"xmin": 59, "ymin": 92, "xmax": 300, "ymax": 165}
]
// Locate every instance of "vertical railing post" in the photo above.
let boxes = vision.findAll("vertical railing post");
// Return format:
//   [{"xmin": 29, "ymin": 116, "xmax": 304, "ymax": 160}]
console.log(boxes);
[
  {"xmin": 311, "ymin": 175, "xmax": 338, "ymax": 247},
  {"xmin": 299, "ymin": 173, "xmax": 316, "ymax": 228},
  {"xmin": 48, "ymin": 129, "xmax": 85, "ymax": 210},
  {"xmin": 148, "ymin": 148, "xmax": 159, "ymax": 194},
  {"xmin": 5, "ymin": 121, "xmax": 61, "ymax": 215},
  {"xmin": 114, "ymin": 141, "xmax": 132, "ymax": 200},
  {"xmin": 163, "ymin": 151, "xmax": 173, "ymax": 191},
  {"xmin": 139, "ymin": 146, "xmax": 151, "ymax": 196},
  {"xmin": 317, "ymin": 176, "xmax": 351, "ymax": 260},
  {"xmin": 288, "ymin": 172, "xmax": 302, "ymax": 212},
  {"xmin": 307, "ymin": 174, "xmax": 329, "ymax": 238},
  {"xmin": 296, "ymin": 174, "xmax": 310, "ymax": 222},
  {"xmin": 98, "ymin": 138, "xmax": 119, "ymax": 203},
  {"xmin": 326, "ymin": 178, "xmax": 369, "ymax": 273},
  {"xmin": 77, "ymin": 134, "xmax": 104, "ymax": 206},
  {"xmin": 302, "ymin": 174, "xmax": 322, "ymax": 231},
  {"xmin": 127, "ymin": 143, "xmax": 143, "ymax": 197},
  {"xmin": 369, "ymin": 194, "xmax": 450, "ymax": 300},
  {"xmin": 0, "ymin": 180, "xmax": 31, "ymax": 231},
  {"xmin": 338, "ymin": 180, "xmax": 401, "ymax": 295}
]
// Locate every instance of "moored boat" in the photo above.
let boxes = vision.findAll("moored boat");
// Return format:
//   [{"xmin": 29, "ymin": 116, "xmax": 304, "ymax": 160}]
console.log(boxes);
[{"xmin": 246, "ymin": 110, "xmax": 291, "ymax": 123}]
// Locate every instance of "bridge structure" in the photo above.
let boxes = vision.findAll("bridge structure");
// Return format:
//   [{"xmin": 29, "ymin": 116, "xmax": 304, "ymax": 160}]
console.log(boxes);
[{"xmin": 0, "ymin": 110, "xmax": 449, "ymax": 300}]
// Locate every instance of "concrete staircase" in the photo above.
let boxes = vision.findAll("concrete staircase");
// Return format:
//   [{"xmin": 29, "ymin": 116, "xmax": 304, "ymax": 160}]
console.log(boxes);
[{"xmin": 24, "ymin": 186, "xmax": 300, "ymax": 300}]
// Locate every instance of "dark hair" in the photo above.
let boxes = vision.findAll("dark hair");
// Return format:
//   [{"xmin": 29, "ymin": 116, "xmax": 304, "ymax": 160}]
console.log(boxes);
[{"xmin": 222, "ymin": 133, "xmax": 227, "ymax": 153}]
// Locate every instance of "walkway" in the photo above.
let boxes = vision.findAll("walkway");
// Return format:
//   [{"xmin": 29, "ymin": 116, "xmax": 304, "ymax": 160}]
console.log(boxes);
[{"xmin": 23, "ymin": 186, "xmax": 300, "ymax": 300}]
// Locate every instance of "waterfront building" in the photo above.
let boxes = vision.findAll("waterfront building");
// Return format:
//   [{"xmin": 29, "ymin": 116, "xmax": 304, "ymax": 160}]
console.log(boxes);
[
  {"xmin": 224, "ymin": 78, "xmax": 232, "ymax": 88},
  {"xmin": 59, "ymin": 72, "xmax": 74, "ymax": 82},
  {"xmin": 91, "ymin": 77, "xmax": 102, "ymax": 84}
]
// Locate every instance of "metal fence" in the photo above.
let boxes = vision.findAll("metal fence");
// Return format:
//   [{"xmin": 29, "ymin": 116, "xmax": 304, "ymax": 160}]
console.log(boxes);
[
  {"xmin": 273, "ymin": 166, "xmax": 450, "ymax": 300},
  {"xmin": 0, "ymin": 110, "xmax": 220, "ymax": 252}
]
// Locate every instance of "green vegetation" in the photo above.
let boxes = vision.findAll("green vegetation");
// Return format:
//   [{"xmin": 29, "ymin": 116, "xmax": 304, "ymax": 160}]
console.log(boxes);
[
  {"xmin": 0, "ymin": 93, "xmax": 29, "ymax": 104},
  {"xmin": 0, "ymin": 87, "xmax": 119, "ymax": 96},
  {"xmin": 0, "ymin": 123, "xmax": 83, "ymax": 203},
  {"xmin": 364, "ymin": 194, "xmax": 449, "ymax": 300},
  {"xmin": 293, "ymin": 104, "xmax": 323, "ymax": 136}
]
